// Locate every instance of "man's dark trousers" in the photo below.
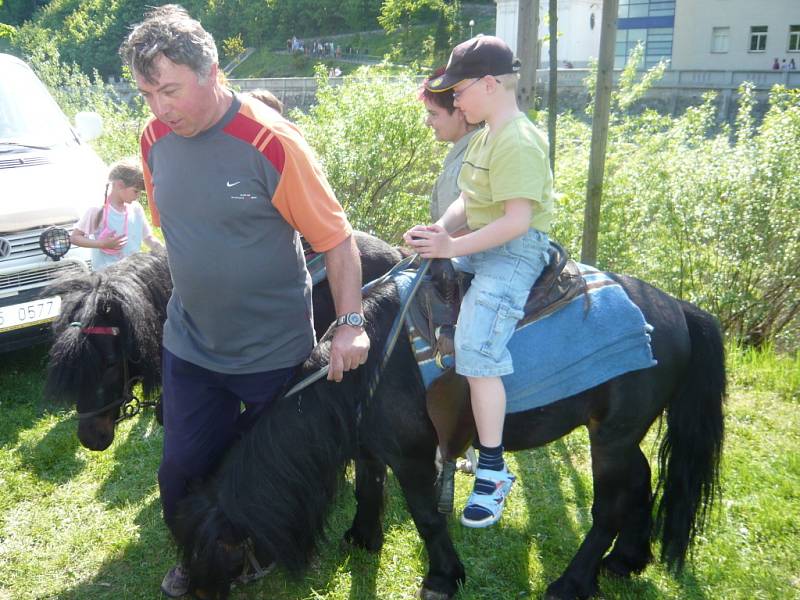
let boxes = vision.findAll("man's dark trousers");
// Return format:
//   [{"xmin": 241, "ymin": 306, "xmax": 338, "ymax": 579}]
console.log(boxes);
[{"xmin": 159, "ymin": 348, "xmax": 297, "ymax": 532}]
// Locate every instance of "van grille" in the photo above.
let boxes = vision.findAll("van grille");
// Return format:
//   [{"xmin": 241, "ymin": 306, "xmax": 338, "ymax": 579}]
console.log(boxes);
[
  {"xmin": 0, "ymin": 261, "xmax": 87, "ymax": 294},
  {"xmin": 0, "ymin": 226, "xmax": 75, "ymax": 261},
  {"xmin": 0, "ymin": 155, "xmax": 52, "ymax": 169}
]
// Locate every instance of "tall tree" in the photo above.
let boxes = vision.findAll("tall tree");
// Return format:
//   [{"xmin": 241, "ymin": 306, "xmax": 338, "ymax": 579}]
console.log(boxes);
[
  {"xmin": 547, "ymin": 0, "xmax": 557, "ymax": 170},
  {"xmin": 515, "ymin": 0, "xmax": 539, "ymax": 110},
  {"xmin": 581, "ymin": 0, "xmax": 619, "ymax": 266}
]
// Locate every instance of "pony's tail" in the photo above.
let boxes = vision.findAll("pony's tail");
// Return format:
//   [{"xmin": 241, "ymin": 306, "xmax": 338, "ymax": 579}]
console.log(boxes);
[{"xmin": 654, "ymin": 301, "xmax": 725, "ymax": 572}]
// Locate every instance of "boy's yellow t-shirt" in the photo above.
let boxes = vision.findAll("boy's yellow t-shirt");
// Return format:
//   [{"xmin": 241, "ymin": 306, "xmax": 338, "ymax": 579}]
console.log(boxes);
[{"xmin": 457, "ymin": 114, "xmax": 554, "ymax": 233}]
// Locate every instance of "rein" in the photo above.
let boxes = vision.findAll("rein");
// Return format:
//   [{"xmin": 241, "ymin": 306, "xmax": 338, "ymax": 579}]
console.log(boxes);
[
  {"xmin": 69, "ymin": 322, "xmax": 159, "ymax": 423},
  {"xmin": 283, "ymin": 253, "xmax": 427, "ymax": 399}
]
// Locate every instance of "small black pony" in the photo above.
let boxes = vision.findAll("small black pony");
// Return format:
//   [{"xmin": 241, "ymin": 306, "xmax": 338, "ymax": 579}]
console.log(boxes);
[
  {"xmin": 175, "ymin": 270, "xmax": 725, "ymax": 600},
  {"xmin": 44, "ymin": 232, "xmax": 402, "ymax": 451},
  {"xmin": 46, "ymin": 249, "xmax": 171, "ymax": 450}
]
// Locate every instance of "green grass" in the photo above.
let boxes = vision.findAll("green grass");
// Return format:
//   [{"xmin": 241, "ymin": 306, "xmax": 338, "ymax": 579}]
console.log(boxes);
[
  {"xmin": 0, "ymin": 343, "xmax": 798, "ymax": 599},
  {"xmin": 231, "ymin": 49, "xmax": 364, "ymax": 79}
]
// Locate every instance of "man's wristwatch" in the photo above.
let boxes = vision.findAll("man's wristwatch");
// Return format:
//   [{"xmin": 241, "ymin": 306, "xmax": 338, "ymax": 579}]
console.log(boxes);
[{"xmin": 335, "ymin": 312, "xmax": 365, "ymax": 329}]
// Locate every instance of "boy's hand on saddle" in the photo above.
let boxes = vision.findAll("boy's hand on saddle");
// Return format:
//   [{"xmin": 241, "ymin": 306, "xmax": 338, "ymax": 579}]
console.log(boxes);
[
  {"xmin": 403, "ymin": 224, "xmax": 454, "ymax": 259},
  {"xmin": 328, "ymin": 326, "xmax": 370, "ymax": 382}
]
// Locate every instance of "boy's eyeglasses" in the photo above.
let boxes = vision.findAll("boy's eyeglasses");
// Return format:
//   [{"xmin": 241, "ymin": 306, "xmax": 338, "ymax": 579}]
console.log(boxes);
[
  {"xmin": 452, "ymin": 76, "xmax": 502, "ymax": 100},
  {"xmin": 452, "ymin": 78, "xmax": 482, "ymax": 100}
]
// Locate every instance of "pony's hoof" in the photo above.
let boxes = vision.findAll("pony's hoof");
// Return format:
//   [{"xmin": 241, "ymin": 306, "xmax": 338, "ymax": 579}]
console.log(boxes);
[
  {"xmin": 418, "ymin": 587, "xmax": 452, "ymax": 600},
  {"xmin": 545, "ymin": 574, "xmax": 597, "ymax": 600},
  {"xmin": 343, "ymin": 527, "xmax": 383, "ymax": 552},
  {"xmin": 601, "ymin": 553, "xmax": 648, "ymax": 578}
]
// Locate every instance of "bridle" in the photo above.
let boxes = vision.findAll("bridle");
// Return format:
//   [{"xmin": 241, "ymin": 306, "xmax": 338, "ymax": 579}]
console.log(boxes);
[{"xmin": 69, "ymin": 322, "xmax": 159, "ymax": 423}]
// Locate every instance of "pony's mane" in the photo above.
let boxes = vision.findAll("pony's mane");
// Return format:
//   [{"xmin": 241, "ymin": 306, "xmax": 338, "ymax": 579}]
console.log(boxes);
[
  {"xmin": 45, "ymin": 251, "xmax": 171, "ymax": 401},
  {"xmin": 177, "ymin": 279, "xmax": 403, "ymax": 589}
]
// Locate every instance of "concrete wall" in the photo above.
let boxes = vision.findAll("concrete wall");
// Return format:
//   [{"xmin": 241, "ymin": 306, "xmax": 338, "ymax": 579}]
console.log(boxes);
[
  {"xmin": 534, "ymin": 67, "xmax": 799, "ymax": 122},
  {"xmin": 111, "ymin": 68, "xmax": 798, "ymax": 119},
  {"xmin": 672, "ymin": 0, "xmax": 800, "ymax": 71}
]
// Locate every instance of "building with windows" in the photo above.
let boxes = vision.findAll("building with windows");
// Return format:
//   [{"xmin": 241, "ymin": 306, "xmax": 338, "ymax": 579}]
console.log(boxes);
[
  {"xmin": 615, "ymin": 0, "xmax": 675, "ymax": 68},
  {"xmin": 671, "ymin": 0, "xmax": 800, "ymax": 71},
  {"xmin": 496, "ymin": 0, "xmax": 602, "ymax": 68},
  {"xmin": 496, "ymin": 0, "xmax": 800, "ymax": 73}
]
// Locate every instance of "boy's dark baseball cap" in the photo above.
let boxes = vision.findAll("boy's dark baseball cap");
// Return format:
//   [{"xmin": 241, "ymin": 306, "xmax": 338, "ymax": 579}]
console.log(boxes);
[{"xmin": 425, "ymin": 34, "xmax": 521, "ymax": 92}]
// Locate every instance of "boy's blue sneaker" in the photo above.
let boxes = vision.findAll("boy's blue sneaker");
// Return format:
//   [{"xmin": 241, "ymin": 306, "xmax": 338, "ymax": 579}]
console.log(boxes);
[{"xmin": 460, "ymin": 466, "xmax": 516, "ymax": 528}]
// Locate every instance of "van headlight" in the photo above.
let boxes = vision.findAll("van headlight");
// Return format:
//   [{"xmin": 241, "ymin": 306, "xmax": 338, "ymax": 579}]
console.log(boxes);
[{"xmin": 39, "ymin": 226, "xmax": 71, "ymax": 261}]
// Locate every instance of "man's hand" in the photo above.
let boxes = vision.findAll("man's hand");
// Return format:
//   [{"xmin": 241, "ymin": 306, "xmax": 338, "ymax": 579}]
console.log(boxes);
[{"xmin": 327, "ymin": 325, "xmax": 370, "ymax": 381}]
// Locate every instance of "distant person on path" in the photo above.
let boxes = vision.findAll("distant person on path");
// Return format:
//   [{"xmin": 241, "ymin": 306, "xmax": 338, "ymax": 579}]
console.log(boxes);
[
  {"xmin": 71, "ymin": 158, "xmax": 164, "ymax": 270},
  {"xmin": 790, "ymin": 58, "xmax": 797, "ymax": 70},
  {"xmin": 405, "ymin": 35, "xmax": 555, "ymax": 529},
  {"xmin": 781, "ymin": 59, "xmax": 789, "ymax": 71},
  {"xmin": 772, "ymin": 58, "xmax": 780, "ymax": 70},
  {"xmin": 120, "ymin": 4, "xmax": 368, "ymax": 597}
]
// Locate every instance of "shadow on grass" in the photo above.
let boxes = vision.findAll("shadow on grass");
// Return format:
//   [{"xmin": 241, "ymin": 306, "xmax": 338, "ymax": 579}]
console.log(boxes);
[
  {"xmin": 56, "ymin": 497, "xmax": 175, "ymax": 600},
  {"xmin": 0, "ymin": 344, "xmax": 52, "ymax": 447},
  {"xmin": 516, "ymin": 441, "xmax": 587, "ymax": 596},
  {"xmin": 62, "ymin": 458, "xmax": 397, "ymax": 599},
  {"xmin": 515, "ymin": 436, "xmax": 708, "ymax": 600},
  {"xmin": 18, "ymin": 417, "xmax": 83, "ymax": 483},
  {"xmin": 95, "ymin": 413, "xmax": 163, "ymax": 508}
]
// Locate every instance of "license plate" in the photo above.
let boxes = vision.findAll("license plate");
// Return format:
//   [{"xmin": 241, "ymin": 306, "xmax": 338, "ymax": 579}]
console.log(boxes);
[{"xmin": 0, "ymin": 296, "xmax": 62, "ymax": 333}]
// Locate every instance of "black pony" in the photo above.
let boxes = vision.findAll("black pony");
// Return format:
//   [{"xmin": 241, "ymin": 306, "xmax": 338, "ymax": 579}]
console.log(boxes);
[
  {"xmin": 44, "ymin": 232, "xmax": 402, "ymax": 451},
  {"xmin": 45, "ymin": 250, "xmax": 171, "ymax": 450},
  {"xmin": 175, "ymin": 272, "xmax": 725, "ymax": 600}
]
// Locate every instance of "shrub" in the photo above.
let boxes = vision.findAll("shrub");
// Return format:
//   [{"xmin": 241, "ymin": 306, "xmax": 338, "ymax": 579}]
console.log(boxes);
[
  {"xmin": 551, "ymin": 54, "xmax": 800, "ymax": 347},
  {"xmin": 293, "ymin": 65, "xmax": 443, "ymax": 242}
]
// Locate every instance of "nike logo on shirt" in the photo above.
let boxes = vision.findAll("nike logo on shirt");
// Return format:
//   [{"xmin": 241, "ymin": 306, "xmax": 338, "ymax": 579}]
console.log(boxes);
[{"xmin": 226, "ymin": 181, "xmax": 241, "ymax": 187}]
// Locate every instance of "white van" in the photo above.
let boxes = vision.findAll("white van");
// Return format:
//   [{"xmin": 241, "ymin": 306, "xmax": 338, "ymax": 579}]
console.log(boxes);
[{"xmin": 0, "ymin": 53, "xmax": 107, "ymax": 352}]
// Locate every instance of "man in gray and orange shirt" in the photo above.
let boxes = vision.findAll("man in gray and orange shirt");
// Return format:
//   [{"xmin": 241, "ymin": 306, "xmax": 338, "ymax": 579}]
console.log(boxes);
[{"xmin": 120, "ymin": 6, "xmax": 369, "ymax": 596}]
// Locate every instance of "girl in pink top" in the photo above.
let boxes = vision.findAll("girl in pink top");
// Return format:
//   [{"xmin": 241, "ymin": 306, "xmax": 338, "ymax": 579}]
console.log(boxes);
[{"xmin": 71, "ymin": 158, "xmax": 163, "ymax": 270}]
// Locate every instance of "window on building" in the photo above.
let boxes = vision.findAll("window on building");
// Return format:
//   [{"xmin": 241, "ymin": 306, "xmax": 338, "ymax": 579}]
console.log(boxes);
[
  {"xmin": 749, "ymin": 26, "xmax": 767, "ymax": 52},
  {"xmin": 614, "ymin": 28, "xmax": 673, "ymax": 69},
  {"xmin": 618, "ymin": 0, "xmax": 676, "ymax": 19},
  {"xmin": 711, "ymin": 27, "xmax": 730, "ymax": 53},
  {"xmin": 789, "ymin": 25, "xmax": 800, "ymax": 52},
  {"xmin": 646, "ymin": 28, "xmax": 673, "ymax": 66}
]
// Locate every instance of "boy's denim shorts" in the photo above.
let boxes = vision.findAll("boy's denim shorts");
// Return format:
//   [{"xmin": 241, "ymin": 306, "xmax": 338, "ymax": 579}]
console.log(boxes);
[{"xmin": 452, "ymin": 229, "xmax": 550, "ymax": 378}]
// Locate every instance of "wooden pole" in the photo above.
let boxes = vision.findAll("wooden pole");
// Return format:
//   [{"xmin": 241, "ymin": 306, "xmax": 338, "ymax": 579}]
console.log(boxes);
[
  {"xmin": 516, "ymin": 0, "xmax": 540, "ymax": 111},
  {"xmin": 548, "ymin": 0, "xmax": 557, "ymax": 171},
  {"xmin": 581, "ymin": 0, "xmax": 619, "ymax": 266}
]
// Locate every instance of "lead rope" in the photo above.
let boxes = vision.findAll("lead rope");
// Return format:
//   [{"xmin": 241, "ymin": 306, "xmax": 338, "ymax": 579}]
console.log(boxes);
[{"xmin": 283, "ymin": 253, "xmax": 424, "ymax": 398}]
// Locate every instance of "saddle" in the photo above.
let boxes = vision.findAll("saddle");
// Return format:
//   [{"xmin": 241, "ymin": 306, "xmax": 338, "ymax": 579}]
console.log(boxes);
[
  {"xmin": 409, "ymin": 241, "xmax": 588, "ymax": 370},
  {"xmin": 411, "ymin": 242, "xmax": 588, "ymax": 499}
]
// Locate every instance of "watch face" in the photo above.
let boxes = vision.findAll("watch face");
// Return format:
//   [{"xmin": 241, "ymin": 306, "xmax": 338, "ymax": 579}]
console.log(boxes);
[{"xmin": 347, "ymin": 313, "xmax": 364, "ymax": 327}]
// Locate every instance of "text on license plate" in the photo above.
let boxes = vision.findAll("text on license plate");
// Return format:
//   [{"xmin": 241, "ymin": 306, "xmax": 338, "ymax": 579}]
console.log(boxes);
[{"xmin": 0, "ymin": 296, "xmax": 62, "ymax": 333}]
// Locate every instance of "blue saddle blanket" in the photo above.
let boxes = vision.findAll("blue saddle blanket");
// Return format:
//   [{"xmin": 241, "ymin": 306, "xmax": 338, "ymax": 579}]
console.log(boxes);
[{"xmin": 394, "ymin": 265, "xmax": 657, "ymax": 414}]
